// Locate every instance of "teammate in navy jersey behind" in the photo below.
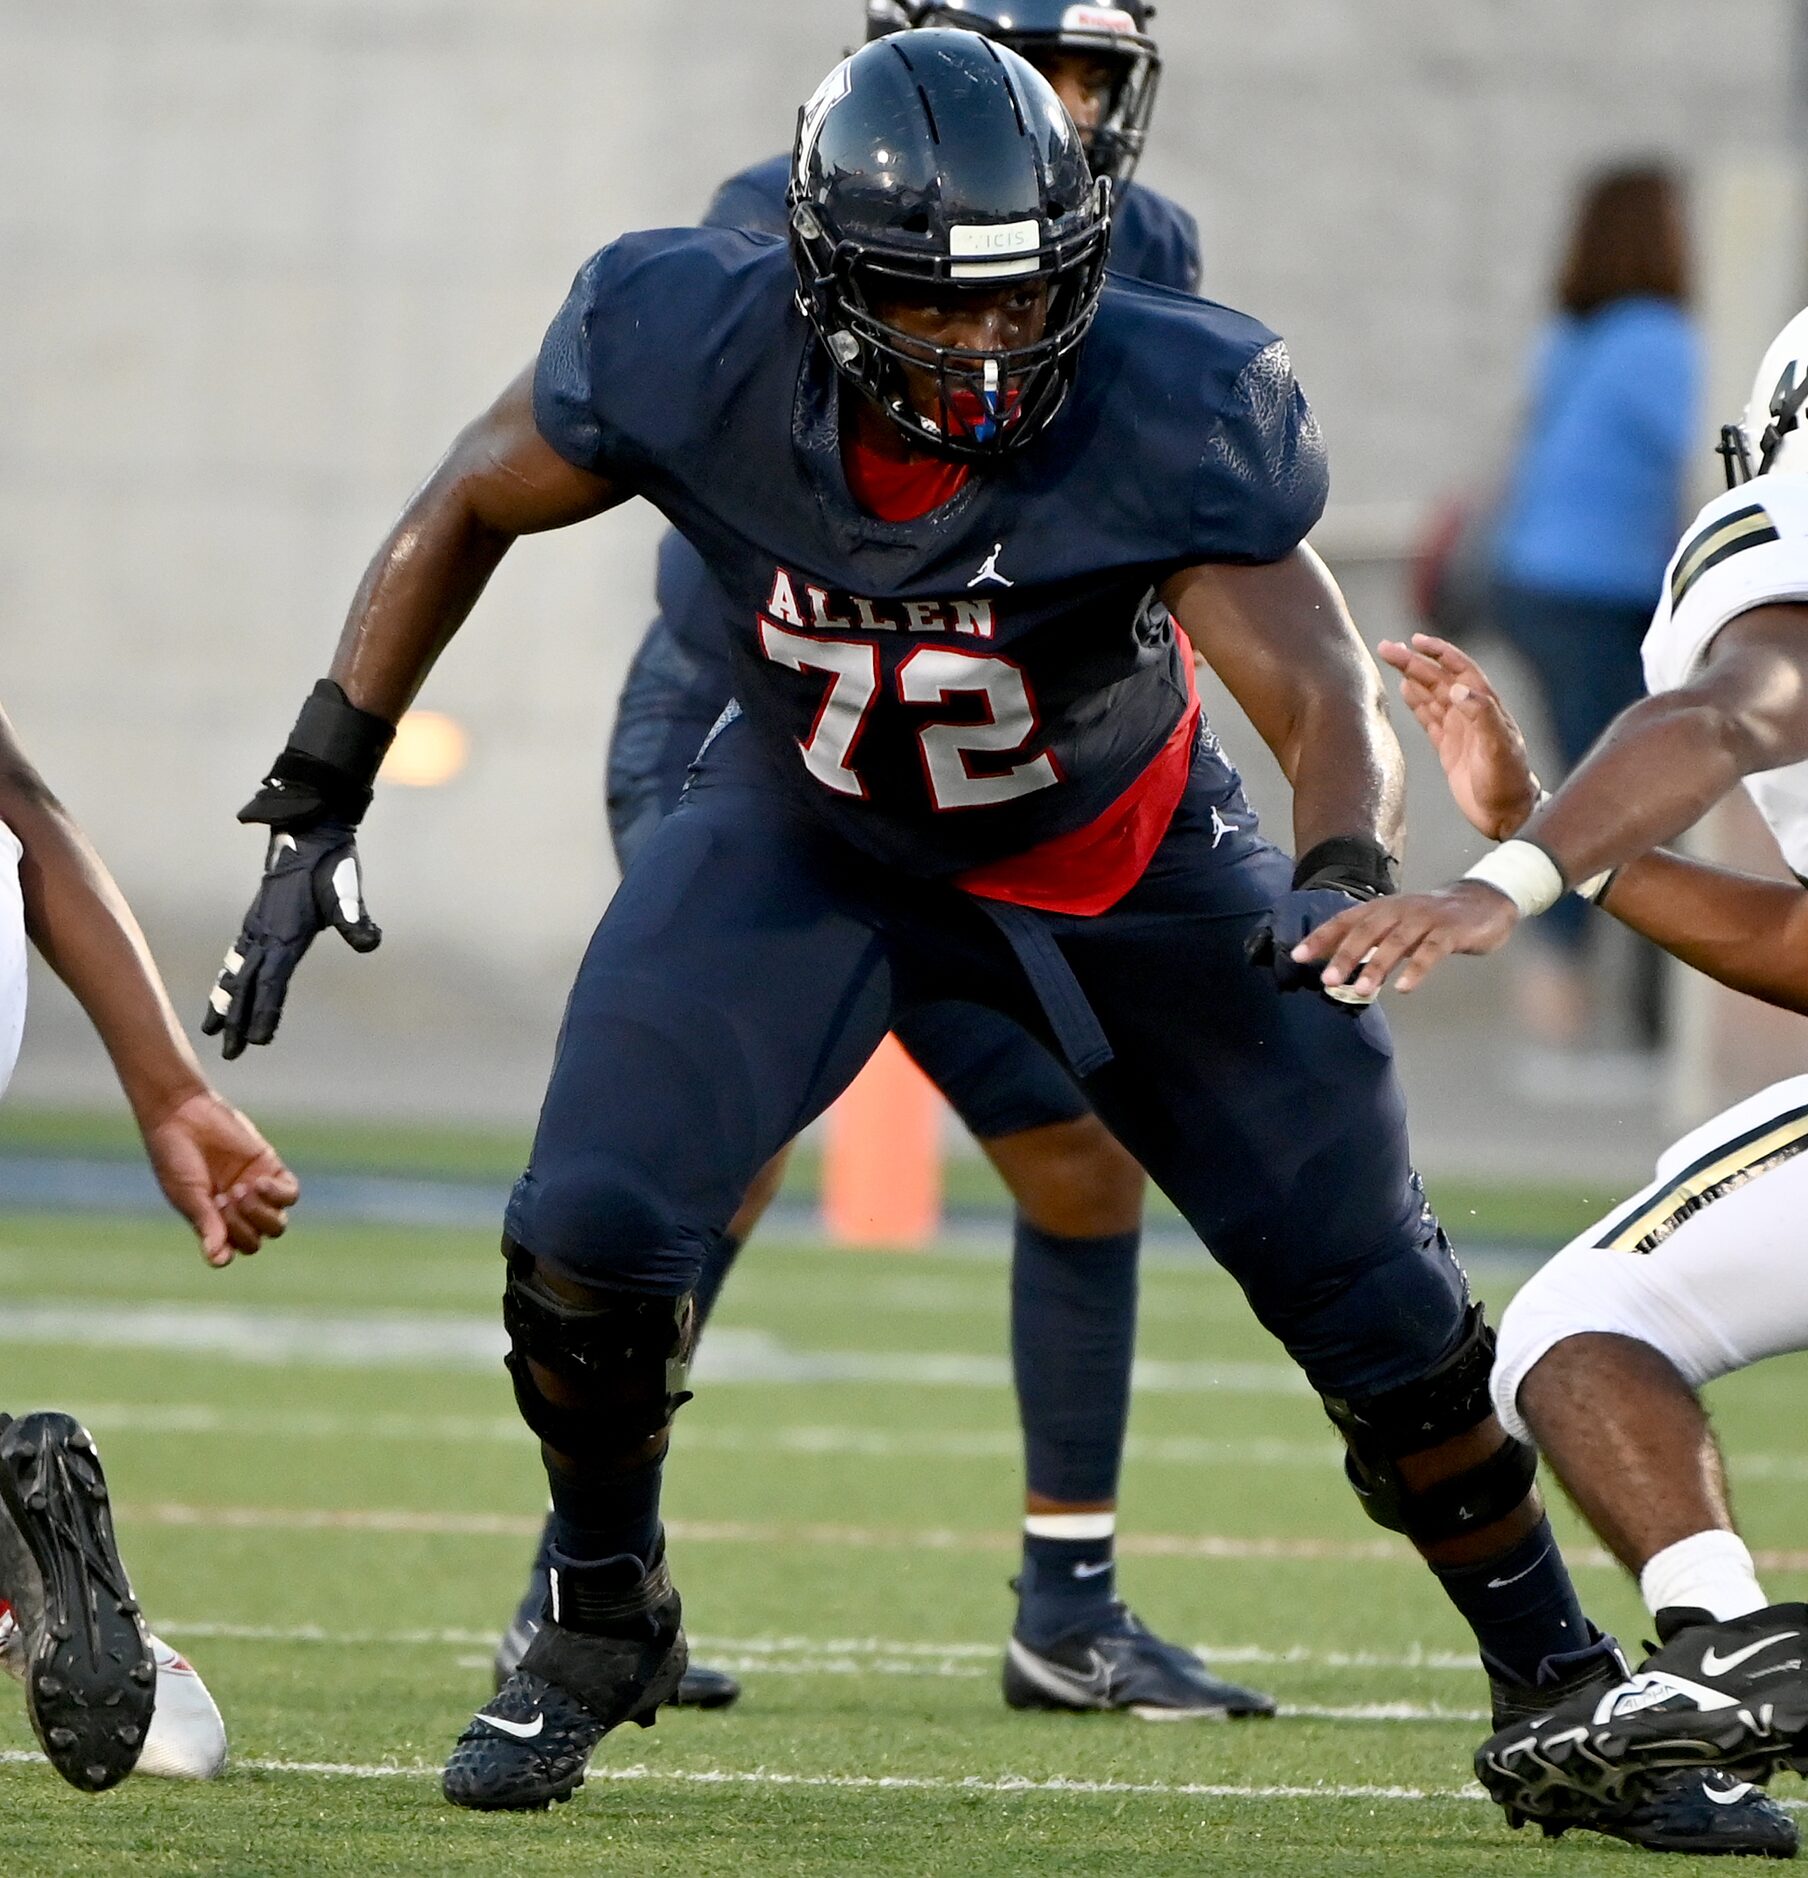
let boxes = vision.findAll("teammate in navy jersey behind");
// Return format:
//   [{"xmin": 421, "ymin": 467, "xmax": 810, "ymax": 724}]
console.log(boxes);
[
  {"xmin": 205, "ymin": 35, "xmax": 1773, "ymax": 1846},
  {"xmin": 501, "ymin": 0, "xmax": 1245, "ymax": 1724}
]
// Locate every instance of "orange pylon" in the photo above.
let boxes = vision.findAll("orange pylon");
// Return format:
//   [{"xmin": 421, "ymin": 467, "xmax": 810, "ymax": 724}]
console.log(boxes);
[{"xmin": 822, "ymin": 1033, "xmax": 944, "ymax": 1249}]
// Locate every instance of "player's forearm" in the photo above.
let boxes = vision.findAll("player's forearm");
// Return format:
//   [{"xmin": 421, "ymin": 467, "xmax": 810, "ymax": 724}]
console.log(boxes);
[
  {"xmin": 1166, "ymin": 547, "xmax": 1406, "ymax": 857},
  {"xmin": 5, "ymin": 769, "xmax": 207, "ymax": 1126},
  {"xmin": 1282, "ymin": 681, "xmax": 1407, "ymax": 861},
  {"xmin": 1525, "ymin": 693, "xmax": 1769, "ymax": 888},
  {"xmin": 326, "ymin": 370, "xmax": 627, "ymax": 723},
  {"xmin": 328, "ymin": 475, "xmax": 514, "ymax": 723},
  {"xmin": 1595, "ymin": 849, "xmax": 1808, "ymax": 1016}
]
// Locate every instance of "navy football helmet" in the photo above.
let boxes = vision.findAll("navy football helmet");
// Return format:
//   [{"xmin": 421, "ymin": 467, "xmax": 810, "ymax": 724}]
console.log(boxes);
[
  {"xmin": 865, "ymin": 0, "xmax": 1162, "ymax": 189},
  {"xmin": 789, "ymin": 31, "xmax": 1110, "ymax": 459}
]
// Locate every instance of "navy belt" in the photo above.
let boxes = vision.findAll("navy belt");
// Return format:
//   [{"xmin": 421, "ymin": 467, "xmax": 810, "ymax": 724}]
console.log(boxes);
[{"xmin": 973, "ymin": 898, "xmax": 1114, "ymax": 1080}]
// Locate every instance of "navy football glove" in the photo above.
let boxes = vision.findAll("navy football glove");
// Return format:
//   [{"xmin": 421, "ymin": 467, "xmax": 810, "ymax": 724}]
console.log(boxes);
[
  {"xmin": 1246, "ymin": 836, "xmax": 1397, "ymax": 1006},
  {"xmin": 205, "ymin": 680, "xmax": 394, "ymax": 1060},
  {"xmin": 203, "ymin": 825, "xmax": 381, "ymax": 1059}
]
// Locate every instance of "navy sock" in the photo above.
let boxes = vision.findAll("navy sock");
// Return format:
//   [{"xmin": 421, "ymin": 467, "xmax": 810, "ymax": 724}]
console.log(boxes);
[
  {"xmin": 692, "ymin": 1230, "xmax": 744, "ymax": 1331},
  {"xmin": 1011, "ymin": 1218, "xmax": 1140, "ymax": 1504},
  {"xmin": 1016, "ymin": 1528, "xmax": 1119, "ymax": 1646},
  {"xmin": 546, "ymin": 1456, "xmax": 663, "ymax": 1574},
  {"xmin": 1431, "ymin": 1515, "xmax": 1589, "ymax": 1686}
]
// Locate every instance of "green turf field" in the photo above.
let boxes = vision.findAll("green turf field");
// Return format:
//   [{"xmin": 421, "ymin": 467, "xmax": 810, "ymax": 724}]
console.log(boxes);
[
  {"xmin": 0, "ymin": 1104, "xmax": 1625, "ymax": 1246},
  {"xmin": 0, "ymin": 1207, "xmax": 1800, "ymax": 1875}
]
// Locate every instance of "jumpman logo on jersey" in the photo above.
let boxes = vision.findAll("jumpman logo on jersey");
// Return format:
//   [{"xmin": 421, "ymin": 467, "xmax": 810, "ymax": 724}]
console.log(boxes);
[
  {"xmin": 968, "ymin": 542, "xmax": 1014, "ymax": 590},
  {"xmin": 1210, "ymin": 806, "xmax": 1238, "ymax": 848}
]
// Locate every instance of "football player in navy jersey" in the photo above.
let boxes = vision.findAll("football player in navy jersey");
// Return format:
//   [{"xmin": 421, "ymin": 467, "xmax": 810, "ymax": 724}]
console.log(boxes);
[
  {"xmin": 205, "ymin": 35, "xmax": 1775, "ymax": 1845},
  {"xmin": 499, "ymin": 0, "xmax": 1243, "ymax": 1724}
]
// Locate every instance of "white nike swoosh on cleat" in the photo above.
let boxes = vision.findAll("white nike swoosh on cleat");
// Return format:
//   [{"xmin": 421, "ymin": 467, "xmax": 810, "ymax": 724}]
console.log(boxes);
[
  {"xmin": 1701, "ymin": 1632, "xmax": 1802, "ymax": 1677},
  {"xmin": 1008, "ymin": 1640, "xmax": 1113, "ymax": 1705},
  {"xmin": 477, "ymin": 1712, "xmax": 546, "ymax": 1740},
  {"xmin": 1703, "ymin": 1781, "xmax": 1756, "ymax": 1806}
]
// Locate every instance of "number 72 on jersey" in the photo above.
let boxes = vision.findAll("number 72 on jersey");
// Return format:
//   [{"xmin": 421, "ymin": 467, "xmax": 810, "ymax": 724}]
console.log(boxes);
[{"xmin": 759, "ymin": 620, "xmax": 1061, "ymax": 812}]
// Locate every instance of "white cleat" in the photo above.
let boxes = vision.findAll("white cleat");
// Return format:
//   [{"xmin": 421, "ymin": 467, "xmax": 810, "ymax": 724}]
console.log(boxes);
[
  {"xmin": 2, "ymin": 1610, "xmax": 228, "ymax": 1780},
  {"xmin": 134, "ymin": 1636, "xmax": 227, "ymax": 1780}
]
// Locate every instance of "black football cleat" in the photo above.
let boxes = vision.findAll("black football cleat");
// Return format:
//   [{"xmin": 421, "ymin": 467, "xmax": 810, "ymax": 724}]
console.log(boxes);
[
  {"xmin": 1002, "ymin": 1604, "xmax": 1275, "ymax": 1719},
  {"xmin": 1486, "ymin": 1630, "xmax": 1794, "ymax": 1847},
  {"xmin": 666, "ymin": 1660, "xmax": 742, "ymax": 1709},
  {"xmin": 446, "ymin": 1550, "xmax": 687, "ymax": 1812},
  {"xmin": 1514, "ymin": 1768, "xmax": 1798, "ymax": 1859},
  {"xmin": 1478, "ymin": 1604, "xmax": 1808, "ymax": 1817},
  {"xmin": 0, "ymin": 1411, "xmax": 155, "ymax": 1792},
  {"xmin": 493, "ymin": 1537, "xmax": 739, "ymax": 1710}
]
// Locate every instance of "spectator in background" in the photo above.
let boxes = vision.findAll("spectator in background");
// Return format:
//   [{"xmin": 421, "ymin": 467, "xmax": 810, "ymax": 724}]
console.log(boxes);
[{"xmin": 1493, "ymin": 164, "xmax": 1699, "ymax": 1060}]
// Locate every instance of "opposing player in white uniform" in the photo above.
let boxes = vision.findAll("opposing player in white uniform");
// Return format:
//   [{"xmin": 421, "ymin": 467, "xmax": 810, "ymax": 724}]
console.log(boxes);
[
  {"xmin": 0, "ymin": 695, "xmax": 299, "ymax": 1786},
  {"xmin": 1296, "ymin": 309, "xmax": 1808, "ymax": 1820}
]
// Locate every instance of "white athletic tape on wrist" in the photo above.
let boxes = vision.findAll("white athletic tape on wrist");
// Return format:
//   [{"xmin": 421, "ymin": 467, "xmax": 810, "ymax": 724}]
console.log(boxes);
[
  {"xmin": 1463, "ymin": 841, "xmax": 1564, "ymax": 918},
  {"xmin": 1023, "ymin": 1512, "xmax": 1116, "ymax": 1541},
  {"xmin": 1529, "ymin": 791, "xmax": 1613, "ymax": 904}
]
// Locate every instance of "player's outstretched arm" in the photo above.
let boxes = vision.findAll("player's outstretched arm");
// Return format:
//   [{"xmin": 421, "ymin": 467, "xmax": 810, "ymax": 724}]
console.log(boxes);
[
  {"xmin": 1164, "ymin": 546, "xmax": 1406, "ymax": 999},
  {"xmin": 1339, "ymin": 631, "xmax": 1808, "ymax": 1014},
  {"xmin": 204, "ymin": 368, "xmax": 627, "ymax": 1059},
  {"xmin": 325, "ymin": 366, "xmax": 628, "ymax": 723},
  {"xmin": 1299, "ymin": 616, "xmax": 1808, "ymax": 1002},
  {"xmin": 0, "ymin": 704, "xmax": 298, "ymax": 1264}
]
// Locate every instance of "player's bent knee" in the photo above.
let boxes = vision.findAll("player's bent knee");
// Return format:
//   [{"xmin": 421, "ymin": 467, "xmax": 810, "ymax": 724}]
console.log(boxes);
[
  {"xmin": 510, "ymin": 1153, "xmax": 708, "ymax": 1294},
  {"xmin": 1320, "ymin": 1304, "xmax": 1537, "ymax": 1543},
  {"xmin": 1491, "ymin": 1243, "xmax": 1728, "ymax": 1446},
  {"xmin": 501, "ymin": 1240, "xmax": 696, "ymax": 1467}
]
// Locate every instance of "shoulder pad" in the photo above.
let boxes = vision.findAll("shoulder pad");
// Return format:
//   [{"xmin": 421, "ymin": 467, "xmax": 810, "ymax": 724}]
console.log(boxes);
[{"xmin": 1646, "ymin": 478, "xmax": 1808, "ymax": 694}]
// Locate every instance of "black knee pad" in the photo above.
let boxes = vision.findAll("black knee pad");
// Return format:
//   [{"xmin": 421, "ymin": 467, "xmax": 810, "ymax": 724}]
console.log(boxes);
[
  {"xmin": 501, "ymin": 1240, "xmax": 696, "ymax": 1465},
  {"xmin": 1319, "ymin": 1304, "xmax": 1537, "ymax": 1543}
]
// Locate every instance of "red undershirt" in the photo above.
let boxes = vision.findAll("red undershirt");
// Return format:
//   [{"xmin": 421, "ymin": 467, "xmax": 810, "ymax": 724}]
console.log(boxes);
[{"xmin": 843, "ymin": 430, "xmax": 1198, "ymax": 919}]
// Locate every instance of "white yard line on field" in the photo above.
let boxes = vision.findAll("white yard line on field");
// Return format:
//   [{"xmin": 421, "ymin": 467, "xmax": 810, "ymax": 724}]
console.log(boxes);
[
  {"xmin": 119, "ymin": 1502, "xmax": 1408, "ymax": 1558},
  {"xmin": 0, "ymin": 1304, "xmax": 1307, "ymax": 1394},
  {"xmin": 73, "ymin": 1402, "xmax": 1339, "ymax": 1468},
  {"xmin": 156, "ymin": 1620, "xmax": 1486, "ymax": 1678},
  {"xmin": 73, "ymin": 1396, "xmax": 1808, "ymax": 1494},
  {"xmin": 0, "ymin": 1746, "xmax": 1493, "ymax": 1798},
  {"xmin": 129, "ymin": 1500, "xmax": 1808, "ymax": 1572}
]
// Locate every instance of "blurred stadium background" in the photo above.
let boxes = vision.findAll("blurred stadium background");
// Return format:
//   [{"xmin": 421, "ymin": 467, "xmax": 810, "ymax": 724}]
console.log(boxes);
[{"xmin": 5, "ymin": 0, "xmax": 1808, "ymax": 1193}]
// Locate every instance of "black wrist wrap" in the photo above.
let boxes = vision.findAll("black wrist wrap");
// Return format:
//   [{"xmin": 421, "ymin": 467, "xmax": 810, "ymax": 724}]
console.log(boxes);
[
  {"xmin": 1293, "ymin": 834, "xmax": 1398, "ymax": 902},
  {"xmin": 238, "ymin": 681, "xmax": 396, "ymax": 830}
]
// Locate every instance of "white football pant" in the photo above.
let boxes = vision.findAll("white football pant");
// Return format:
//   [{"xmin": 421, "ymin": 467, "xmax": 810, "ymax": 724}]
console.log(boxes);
[{"xmin": 1494, "ymin": 1074, "xmax": 1808, "ymax": 1440}]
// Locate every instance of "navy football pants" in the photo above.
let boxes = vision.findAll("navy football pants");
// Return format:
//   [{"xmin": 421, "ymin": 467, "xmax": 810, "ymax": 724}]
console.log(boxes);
[
  {"xmin": 516, "ymin": 721, "xmax": 1468, "ymax": 1401},
  {"xmin": 605, "ymin": 625, "xmax": 1088, "ymax": 1138}
]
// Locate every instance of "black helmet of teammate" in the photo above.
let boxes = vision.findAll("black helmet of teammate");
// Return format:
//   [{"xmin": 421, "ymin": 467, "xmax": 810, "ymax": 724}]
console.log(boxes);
[
  {"xmin": 789, "ymin": 31, "xmax": 1111, "ymax": 460},
  {"xmin": 865, "ymin": 0, "xmax": 1162, "ymax": 189}
]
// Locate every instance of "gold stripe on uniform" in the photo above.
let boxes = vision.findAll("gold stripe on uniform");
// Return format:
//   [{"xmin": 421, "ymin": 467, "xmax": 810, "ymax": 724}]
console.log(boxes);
[
  {"xmin": 1669, "ymin": 505, "xmax": 1780, "ymax": 607},
  {"xmin": 1598, "ymin": 1101, "xmax": 1808, "ymax": 1255}
]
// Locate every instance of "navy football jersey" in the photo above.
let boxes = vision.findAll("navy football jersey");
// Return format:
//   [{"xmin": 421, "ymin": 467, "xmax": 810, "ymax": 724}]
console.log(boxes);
[
  {"xmin": 543, "ymin": 229, "xmax": 1324, "ymax": 877},
  {"xmin": 650, "ymin": 154, "xmax": 1203, "ymax": 676}
]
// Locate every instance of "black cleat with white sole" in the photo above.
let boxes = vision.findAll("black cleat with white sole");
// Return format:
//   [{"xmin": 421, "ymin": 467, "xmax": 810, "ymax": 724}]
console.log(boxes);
[
  {"xmin": 444, "ymin": 1548, "xmax": 687, "ymax": 1812},
  {"xmin": 1002, "ymin": 1604, "xmax": 1275, "ymax": 1719},
  {"xmin": 0, "ymin": 1411, "xmax": 155, "ymax": 1792},
  {"xmin": 493, "ymin": 1532, "xmax": 739, "ymax": 1710},
  {"xmin": 1478, "ymin": 1603, "xmax": 1808, "ymax": 1817}
]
